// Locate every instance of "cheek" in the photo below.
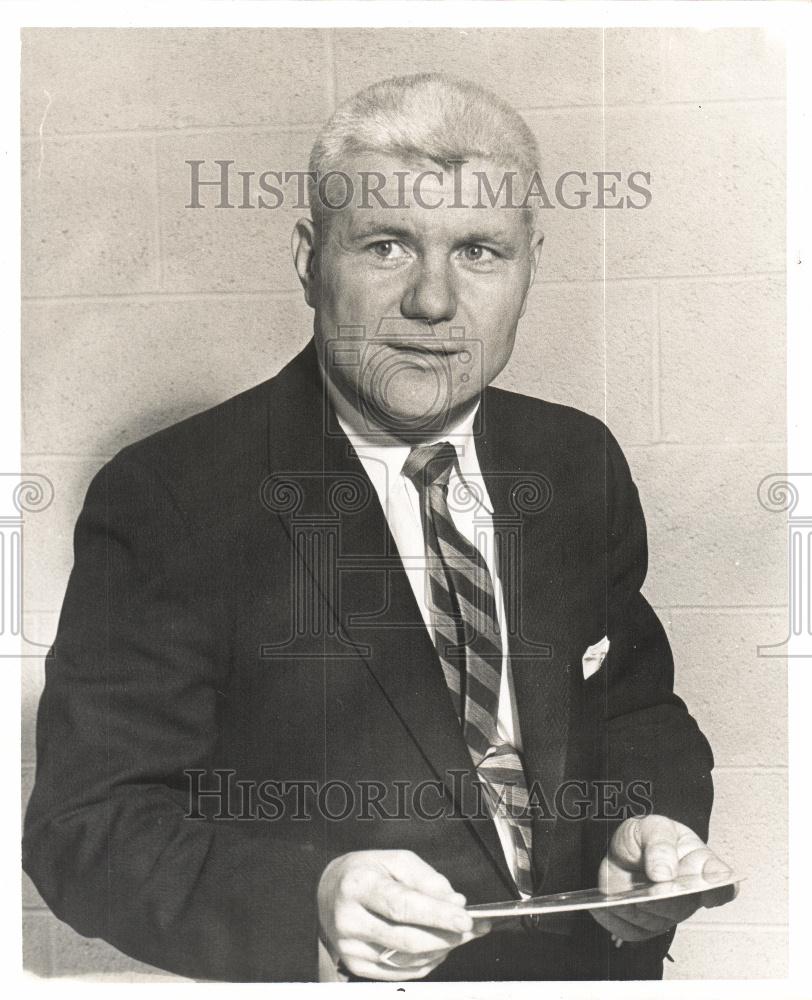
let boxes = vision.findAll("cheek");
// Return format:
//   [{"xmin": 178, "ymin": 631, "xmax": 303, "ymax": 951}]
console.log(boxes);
[
  {"xmin": 465, "ymin": 279, "xmax": 525, "ymax": 333},
  {"xmin": 319, "ymin": 265, "xmax": 400, "ymax": 328},
  {"xmin": 461, "ymin": 283, "xmax": 525, "ymax": 377}
]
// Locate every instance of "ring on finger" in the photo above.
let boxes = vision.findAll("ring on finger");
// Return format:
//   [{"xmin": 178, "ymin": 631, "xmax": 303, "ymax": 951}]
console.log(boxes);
[{"xmin": 379, "ymin": 948, "xmax": 402, "ymax": 968}]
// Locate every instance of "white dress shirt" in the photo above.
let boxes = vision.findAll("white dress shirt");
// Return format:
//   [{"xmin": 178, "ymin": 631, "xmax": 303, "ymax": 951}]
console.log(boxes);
[{"xmin": 336, "ymin": 405, "xmax": 525, "ymax": 881}]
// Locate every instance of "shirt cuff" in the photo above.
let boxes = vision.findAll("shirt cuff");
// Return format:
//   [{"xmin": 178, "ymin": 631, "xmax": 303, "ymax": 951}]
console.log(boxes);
[{"xmin": 318, "ymin": 937, "xmax": 349, "ymax": 982}]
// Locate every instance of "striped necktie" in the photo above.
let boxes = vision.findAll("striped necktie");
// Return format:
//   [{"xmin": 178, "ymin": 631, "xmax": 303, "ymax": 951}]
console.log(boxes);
[{"xmin": 402, "ymin": 441, "xmax": 534, "ymax": 895}]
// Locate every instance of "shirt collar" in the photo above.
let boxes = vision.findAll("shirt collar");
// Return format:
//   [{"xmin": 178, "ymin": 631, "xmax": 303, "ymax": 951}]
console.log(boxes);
[{"xmin": 335, "ymin": 402, "xmax": 494, "ymax": 515}]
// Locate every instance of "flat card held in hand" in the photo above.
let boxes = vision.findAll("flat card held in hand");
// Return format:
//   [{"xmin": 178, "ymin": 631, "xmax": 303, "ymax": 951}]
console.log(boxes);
[{"xmin": 466, "ymin": 872, "xmax": 743, "ymax": 918}]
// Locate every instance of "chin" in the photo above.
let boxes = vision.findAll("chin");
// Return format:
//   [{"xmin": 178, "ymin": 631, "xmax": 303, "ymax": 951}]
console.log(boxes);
[{"xmin": 364, "ymin": 391, "xmax": 475, "ymax": 439}]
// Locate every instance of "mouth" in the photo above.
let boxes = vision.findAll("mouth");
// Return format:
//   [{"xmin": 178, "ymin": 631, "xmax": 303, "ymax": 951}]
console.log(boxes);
[{"xmin": 377, "ymin": 340, "xmax": 464, "ymax": 357}]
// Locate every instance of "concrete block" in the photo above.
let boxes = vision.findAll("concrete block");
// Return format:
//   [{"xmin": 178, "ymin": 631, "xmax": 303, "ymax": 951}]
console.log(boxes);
[
  {"xmin": 496, "ymin": 280, "xmax": 657, "ymax": 447},
  {"xmin": 23, "ymin": 763, "xmax": 48, "ymax": 908},
  {"xmin": 19, "ymin": 458, "xmax": 105, "ymax": 618},
  {"xmin": 22, "ymin": 648, "xmax": 47, "ymax": 765},
  {"xmin": 605, "ymin": 28, "xmax": 785, "ymax": 105},
  {"xmin": 627, "ymin": 444, "xmax": 786, "ymax": 608},
  {"xmin": 22, "ymin": 610, "xmax": 60, "ymax": 649},
  {"xmin": 523, "ymin": 109, "xmax": 604, "ymax": 284},
  {"xmin": 157, "ymin": 129, "xmax": 316, "ymax": 293},
  {"xmin": 23, "ymin": 870, "xmax": 48, "ymax": 912},
  {"xmin": 605, "ymin": 281, "xmax": 658, "ymax": 447},
  {"xmin": 23, "ymin": 296, "xmax": 313, "ymax": 456},
  {"xmin": 604, "ymin": 104, "xmax": 784, "ymax": 278},
  {"xmin": 21, "ymin": 28, "xmax": 329, "ymax": 136},
  {"xmin": 666, "ymin": 925, "xmax": 787, "ymax": 979},
  {"xmin": 22, "ymin": 294, "xmax": 312, "ymax": 612},
  {"xmin": 22, "ymin": 765, "xmax": 35, "ymax": 823},
  {"xmin": 659, "ymin": 277, "xmax": 785, "ymax": 444},
  {"xmin": 333, "ymin": 28, "xmax": 603, "ymax": 109},
  {"xmin": 23, "ymin": 912, "xmax": 52, "ymax": 977},
  {"xmin": 22, "ymin": 135, "xmax": 158, "ymax": 297},
  {"xmin": 661, "ymin": 608, "xmax": 787, "ymax": 768},
  {"xmin": 700, "ymin": 769, "xmax": 787, "ymax": 926}
]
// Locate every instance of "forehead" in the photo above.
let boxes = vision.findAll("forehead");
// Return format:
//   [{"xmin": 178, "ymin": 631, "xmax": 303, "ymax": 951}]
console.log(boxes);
[{"xmin": 321, "ymin": 151, "xmax": 531, "ymax": 241}]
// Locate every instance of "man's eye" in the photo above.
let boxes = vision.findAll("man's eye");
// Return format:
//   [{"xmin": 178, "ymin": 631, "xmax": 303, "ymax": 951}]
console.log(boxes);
[
  {"xmin": 369, "ymin": 241, "xmax": 407, "ymax": 260},
  {"xmin": 460, "ymin": 245, "xmax": 497, "ymax": 263}
]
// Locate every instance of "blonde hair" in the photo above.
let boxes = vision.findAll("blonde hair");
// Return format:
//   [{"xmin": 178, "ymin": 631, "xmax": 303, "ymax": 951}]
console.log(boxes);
[{"xmin": 308, "ymin": 72, "xmax": 541, "ymax": 225}]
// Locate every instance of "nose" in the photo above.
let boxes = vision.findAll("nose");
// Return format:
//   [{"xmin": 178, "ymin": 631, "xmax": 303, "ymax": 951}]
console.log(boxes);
[{"xmin": 400, "ymin": 255, "xmax": 458, "ymax": 323}]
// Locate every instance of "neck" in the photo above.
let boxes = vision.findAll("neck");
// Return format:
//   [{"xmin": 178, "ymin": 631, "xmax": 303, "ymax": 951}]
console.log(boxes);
[{"xmin": 318, "ymin": 357, "xmax": 479, "ymax": 447}]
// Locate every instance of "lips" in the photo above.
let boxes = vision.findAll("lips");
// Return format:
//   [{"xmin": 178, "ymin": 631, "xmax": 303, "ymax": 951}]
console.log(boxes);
[{"xmin": 377, "ymin": 340, "xmax": 464, "ymax": 357}]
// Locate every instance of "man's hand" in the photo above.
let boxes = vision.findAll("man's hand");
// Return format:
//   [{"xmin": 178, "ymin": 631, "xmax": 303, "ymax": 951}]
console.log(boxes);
[
  {"xmin": 318, "ymin": 850, "xmax": 491, "ymax": 981},
  {"xmin": 591, "ymin": 815, "xmax": 736, "ymax": 943}
]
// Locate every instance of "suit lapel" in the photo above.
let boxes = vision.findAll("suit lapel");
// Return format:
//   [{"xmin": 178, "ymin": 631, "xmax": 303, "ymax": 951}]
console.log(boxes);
[
  {"xmin": 476, "ymin": 387, "xmax": 573, "ymax": 889},
  {"xmin": 264, "ymin": 342, "xmax": 516, "ymax": 894}
]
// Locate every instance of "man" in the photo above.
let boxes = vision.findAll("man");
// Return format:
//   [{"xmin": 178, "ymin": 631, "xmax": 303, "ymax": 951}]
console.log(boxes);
[{"xmin": 23, "ymin": 73, "xmax": 732, "ymax": 982}]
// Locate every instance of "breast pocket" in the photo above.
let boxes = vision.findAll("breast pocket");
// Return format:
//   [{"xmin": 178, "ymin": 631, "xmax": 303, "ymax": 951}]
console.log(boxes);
[{"xmin": 582, "ymin": 635, "xmax": 610, "ymax": 680}]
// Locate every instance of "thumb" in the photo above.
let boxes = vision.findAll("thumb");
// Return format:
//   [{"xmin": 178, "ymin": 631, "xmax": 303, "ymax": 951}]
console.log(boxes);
[
  {"xmin": 699, "ymin": 853, "xmax": 737, "ymax": 909},
  {"xmin": 381, "ymin": 850, "xmax": 465, "ymax": 903},
  {"xmin": 611, "ymin": 816, "xmax": 680, "ymax": 881}
]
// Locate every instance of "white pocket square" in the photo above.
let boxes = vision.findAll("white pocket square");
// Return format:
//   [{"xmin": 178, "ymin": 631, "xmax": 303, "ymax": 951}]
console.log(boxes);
[{"xmin": 582, "ymin": 635, "xmax": 610, "ymax": 680}]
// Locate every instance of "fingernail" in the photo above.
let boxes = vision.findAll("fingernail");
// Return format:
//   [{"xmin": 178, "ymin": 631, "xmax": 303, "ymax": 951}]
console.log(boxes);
[
  {"xmin": 453, "ymin": 916, "xmax": 472, "ymax": 933},
  {"xmin": 652, "ymin": 865, "xmax": 673, "ymax": 881},
  {"xmin": 615, "ymin": 937, "xmax": 624, "ymax": 949}
]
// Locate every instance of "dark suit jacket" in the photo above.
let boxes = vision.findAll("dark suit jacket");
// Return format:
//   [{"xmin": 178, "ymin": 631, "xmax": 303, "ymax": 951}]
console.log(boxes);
[{"xmin": 23, "ymin": 339, "xmax": 714, "ymax": 981}]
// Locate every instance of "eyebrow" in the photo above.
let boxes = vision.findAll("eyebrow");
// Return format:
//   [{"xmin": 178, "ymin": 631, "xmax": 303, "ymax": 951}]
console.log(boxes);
[
  {"xmin": 345, "ymin": 220, "xmax": 524, "ymax": 249},
  {"xmin": 345, "ymin": 222, "xmax": 417, "ymax": 243},
  {"xmin": 457, "ymin": 228, "xmax": 518, "ymax": 245}
]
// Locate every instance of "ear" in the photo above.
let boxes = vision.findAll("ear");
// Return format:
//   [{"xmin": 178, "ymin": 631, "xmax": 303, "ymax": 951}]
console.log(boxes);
[
  {"xmin": 520, "ymin": 229, "xmax": 544, "ymax": 318},
  {"xmin": 291, "ymin": 217, "xmax": 318, "ymax": 308}
]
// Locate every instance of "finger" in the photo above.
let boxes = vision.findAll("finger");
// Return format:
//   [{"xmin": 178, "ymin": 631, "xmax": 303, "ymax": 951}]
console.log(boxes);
[
  {"xmin": 334, "ymin": 899, "xmax": 460, "ymax": 955},
  {"xmin": 597, "ymin": 854, "xmax": 638, "ymax": 895},
  {"xmin": 343, "ymin": 956, "xmax": 442, "ymax": 982},
  {"xmin": 380, "ymin": 851, "xmax": 465, "ymax": 903},
  {"xmin": 638, "ymin": 816, "xmax": 681, "ymax": 881},
  {"xmin": 635, "ymin": 895, "xmax": 699, "ymax": 923},
  {"xmin": 621, "ymin": 904, "xmax": 678, "ymax": 934},
  {"xmin": 609, "ymin": 816, "xmax": 678, "ymax": 875},
  {"xmin": 379, "ymin": 948, "xmax": 451, "ymax": 970},
  {"xmin": 362, "ymin": 918, "xmax": 491, "ymax": 964},
  {"xmin": 341, "ymin": 940, "xmax": 451, "ymax": 969},
  {"xmin": 673, "ymin": 825, "xmax": 709, "ymax": 861},
  {"xmin": 362, "ymin": 912, "xmax": 475, "ymax": 955},
  {"xmin": 698, "ymin": 852, "xmax": 736, "ymax": 909},
  {"xmin": 385, "ymin": 948, "xmax": 451, "ymax": 968},
  {"xmin": 595, "ymin": 908, "xmax": 663, "ymax": 943},
  {"xmin": 590, "ymin": 907, "xmax": 640, "ymax": 940},
  {"xmin": 674, "ymin": 847, "xmax": 736, "ymax": 909},
  {"xmin": 365, "ymin": 877, "xmax": 473, "ymax": 934},
  {"xmin": 471, "ymin": 918, "xmax": 493, "ymax": 937},
  {"xmin": 701, "ymin": 883, "xmax": 737, "ymax": 908}
]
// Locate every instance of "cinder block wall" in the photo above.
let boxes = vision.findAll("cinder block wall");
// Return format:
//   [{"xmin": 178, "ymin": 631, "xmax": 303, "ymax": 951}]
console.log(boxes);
[{"xmin": 20, "ymin": 28, "xmax": 787, "ymax": 980}]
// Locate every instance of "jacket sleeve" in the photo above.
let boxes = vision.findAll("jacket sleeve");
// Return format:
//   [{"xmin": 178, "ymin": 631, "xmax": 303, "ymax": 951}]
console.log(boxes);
[
  {"xmin": 22, "ymin": 452, "xmax": 324, "ymax": 982},
  {"xmin": 585, "ymin": 428, "xmax": 715, "ymax": 866}
]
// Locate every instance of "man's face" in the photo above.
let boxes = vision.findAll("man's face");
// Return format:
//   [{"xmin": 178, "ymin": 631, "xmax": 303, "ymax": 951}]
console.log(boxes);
[{"xmin": 295, "ymin": 152, "xmax": 543, "ymax": 439}]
